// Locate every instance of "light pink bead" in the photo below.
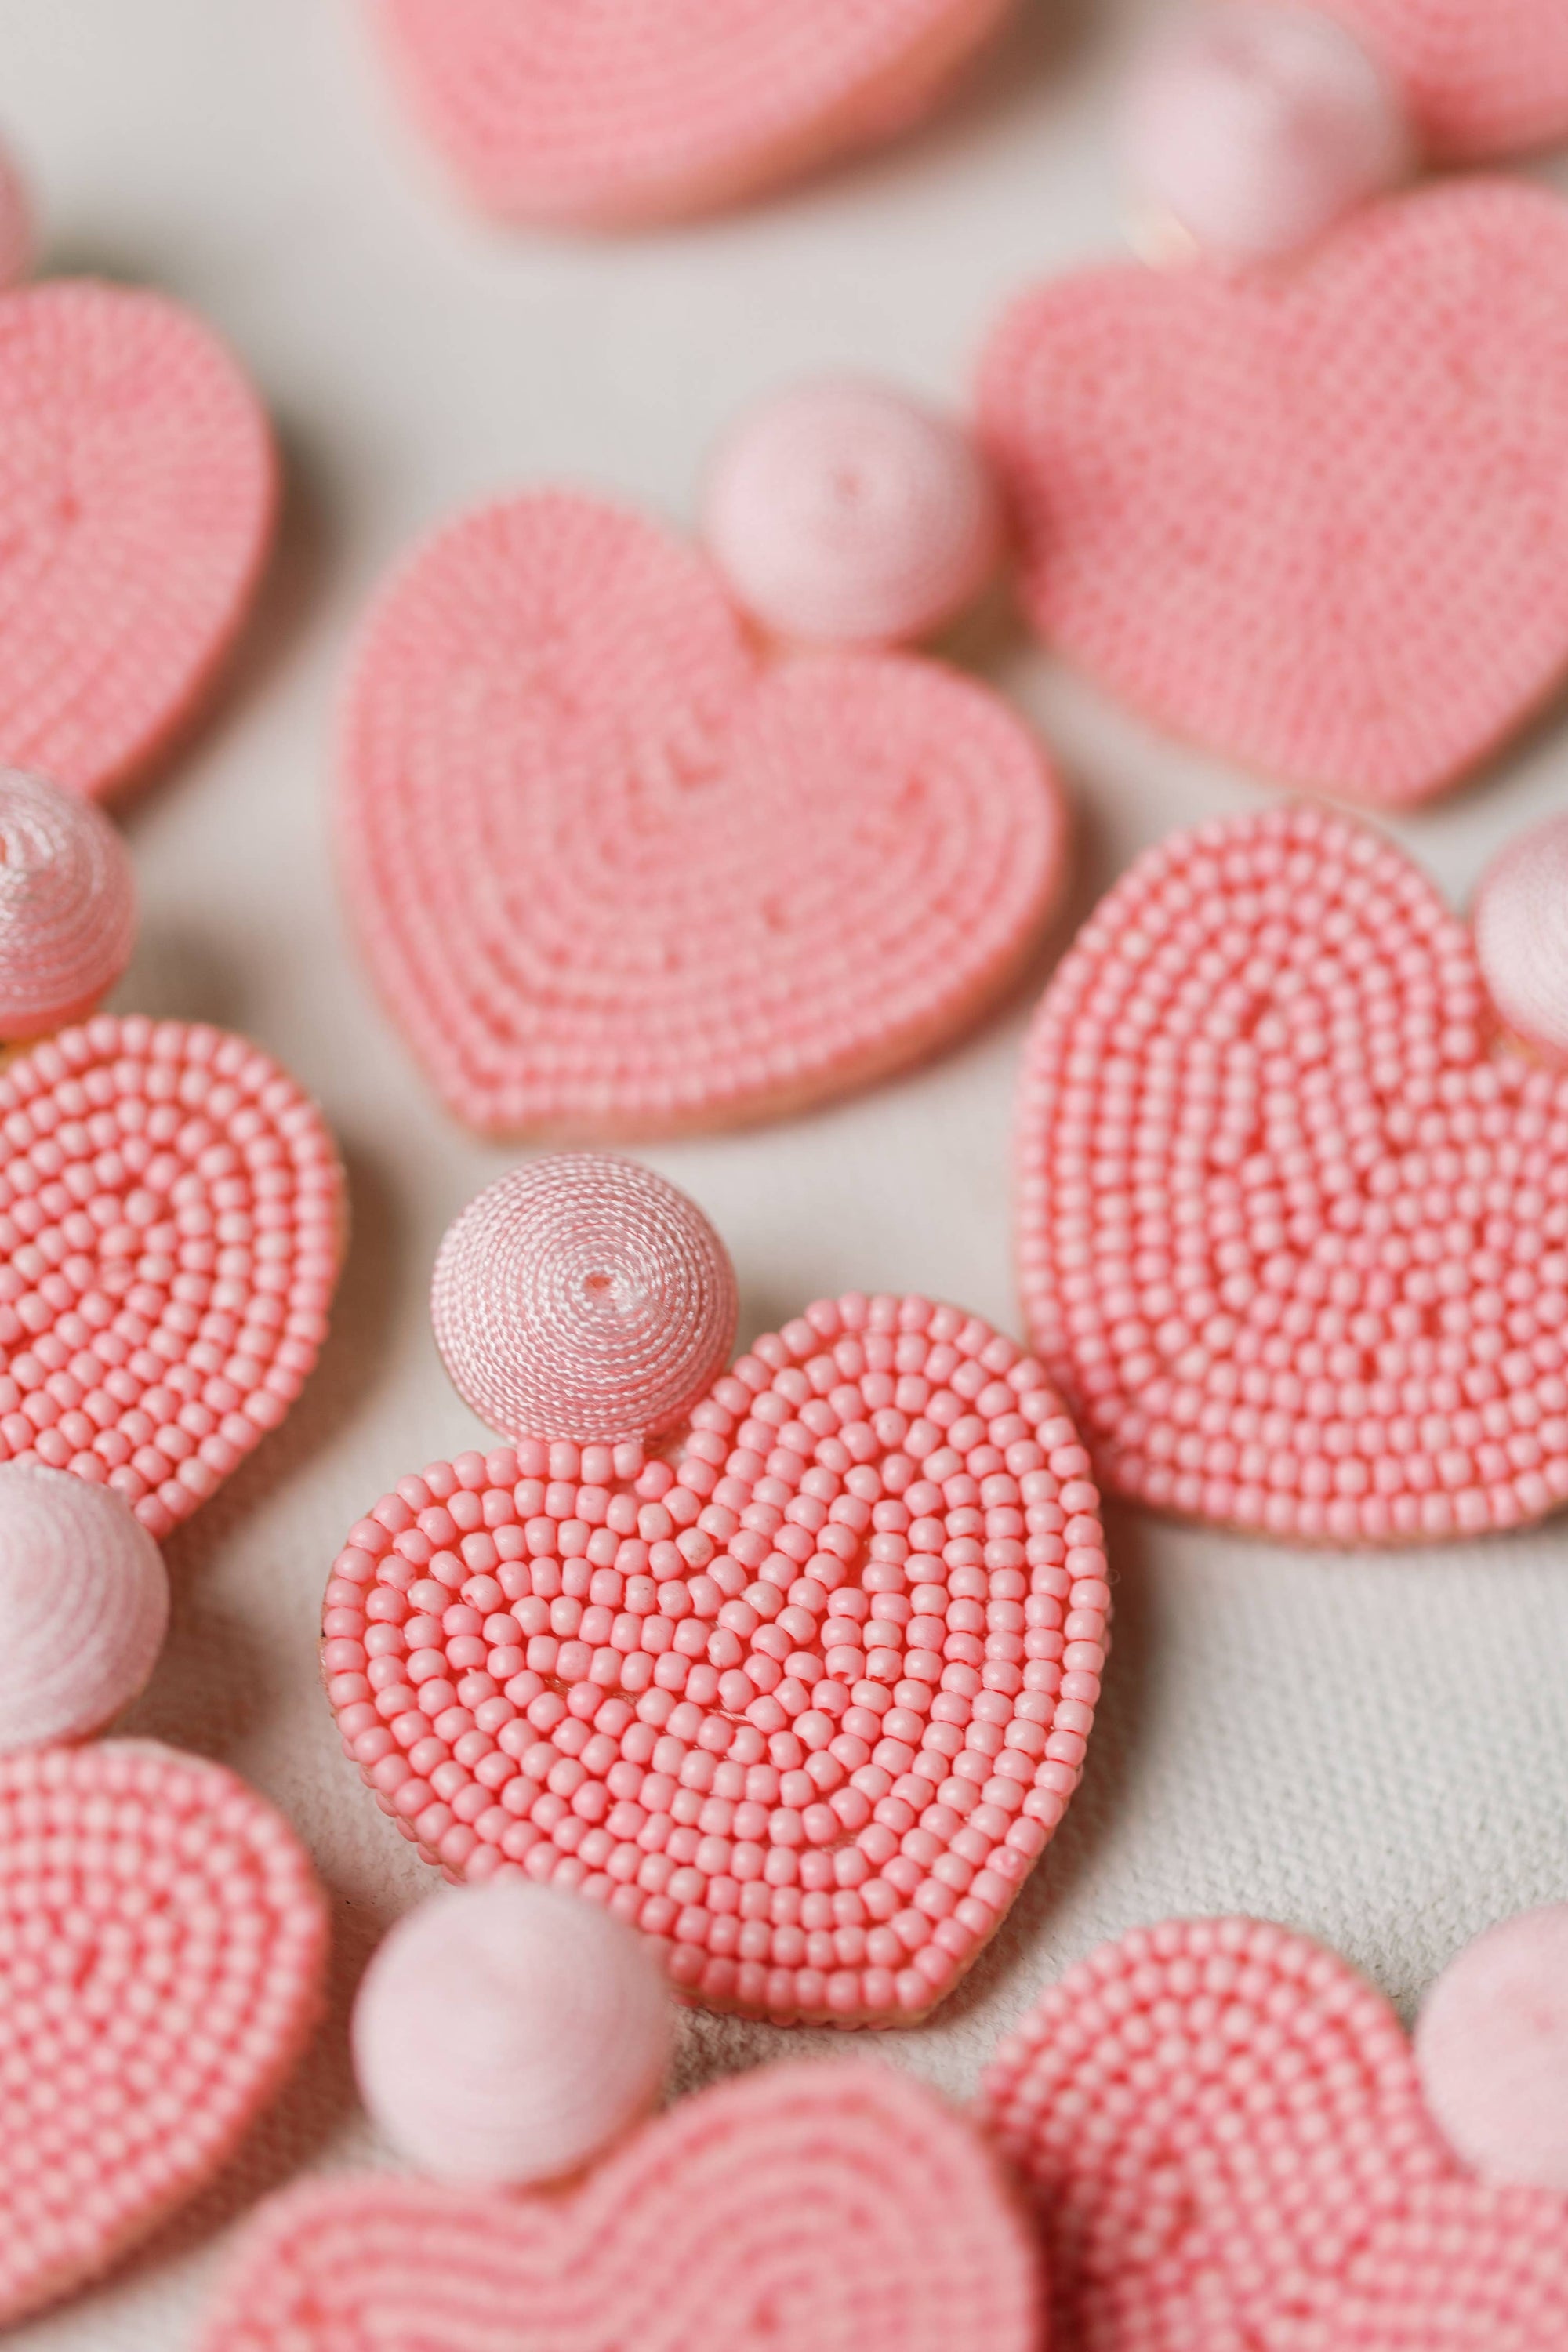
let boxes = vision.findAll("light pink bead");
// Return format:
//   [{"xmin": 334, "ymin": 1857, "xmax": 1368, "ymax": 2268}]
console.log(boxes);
[
  {"xmin": 1473, "ymin": 813, "xmax": 1568, "ymax": 1062},
  {"xmin": 1120, "ymin": 3, "xmax": 1410, "ymax": 261},
  {"xmin": 0, "ymin": 1463, "xmax": 167, "ymax": 1750},
  {"xmin": 0, "ymin": 771, "xmax": 136, "ymax": 1038},
  {"xmin": 703, "ymin": 380, "xmax": 1000, "ymax": 648},
  {"xmin": 353, "ymin": 1882, "xmax": 670, "ymax": 2186},
  {"xmin": 431, "ymin": 1155, "xmax": 737, "ymax": 1446},
  {"xmin": 198, "ymin": 2062, "xmax": 1038, "ymax": 2352},
  {"xmin": 1416, "ymin": 1905, "xmax": 1568, "ymax": 2188}
]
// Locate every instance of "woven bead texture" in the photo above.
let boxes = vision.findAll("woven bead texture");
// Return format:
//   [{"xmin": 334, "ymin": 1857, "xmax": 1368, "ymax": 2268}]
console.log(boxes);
[
  {"xmin": 372, "ymin": 0, "xmax": 1018, "ymax": 227},
  {"xmin": 199, "ymin": 2060, "xmax": 1038, "ymax": 2352},
  {"xmin": 339, "ymin": 492, "xmax": 1065, "ymax": 1138},
  {"xmin": 0, "ymin": 1463, "xmax": 169, "ymax": 1750},
  {"xmin": 0, "ymin": 1015, "xmax": 343, "ymax": 1537},
  {"xmin": 980, "ymin": 179, "xmax": 1568, "ymax": 809},
  {"xmin": 322, "ymin": 1291, "xmax": 1108, "ymax": 2027},
  {"xmin": 0, "ymin": 282, "xmax": 274, "ymax": 803},
  {"xmin": 1266, "ymin": 0, "xmax": 1568, "ymax": 162},
  {"xmin": 1015, "ymin": 802, "xmax": 1568, "ymax": 1544},
  {"xmin": 0, "ymin": 771, "xmax": 137, "ymax": 1039},
  {"xmin": 981, "ymin": 1913, "xmax": 1568, "ymax": 2350},
  {"xmin": 0, "ymin": 1740, "xmax": 326, "ymax": 2328},
  {"xmin": 430, "ymin": 1156, "xmax": 738, "ymax": 1447}
]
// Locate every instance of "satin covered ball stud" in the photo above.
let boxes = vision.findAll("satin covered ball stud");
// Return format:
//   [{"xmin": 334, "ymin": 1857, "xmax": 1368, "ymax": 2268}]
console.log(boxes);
[
  {"xmin": 0, "ymin": 769, "xmax": 136, "ymax": 1042},
  {"xmin": 1415, "ymin": 1904, "xmax": 1568, "ymax": 2192},
  {"xmin": 1473, "ymin": 812, "xmax": 1568, "ymax": 1066},
  {"xmin": 0, "ymin": 1461, "xmax": 167, "ymax": 1750}
]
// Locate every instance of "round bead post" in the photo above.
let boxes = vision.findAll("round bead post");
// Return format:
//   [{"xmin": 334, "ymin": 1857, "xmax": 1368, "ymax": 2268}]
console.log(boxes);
[
  {"xmin": 431, "ymin": 1154, "xmax": 737, "ymax": 1446},
  {"xmin": 1119, "ymin": 2, "xmax": 1410, "ymax": 263},
  {"xmin": 0, "ymin": 771, "xmax": 136, "ymax": 1041},
  {"xmin": 702, "ymin": 378, "xmax": 1000, "ymax": 648},
  {"xmin": 352, "ymin": 1882, "xmax": 672, "ymax": 2187},
  {"xmin": 1416, "ymin": 1905, "xmax": 1568, "ymax": 2190},
  {"xmin": 1473, "ymin": 812, "xmax": 1568, "ymax": 1063},
  {"xmin": 0, "ymin": 1464, "xmax": 168, "ymax": 1752}
]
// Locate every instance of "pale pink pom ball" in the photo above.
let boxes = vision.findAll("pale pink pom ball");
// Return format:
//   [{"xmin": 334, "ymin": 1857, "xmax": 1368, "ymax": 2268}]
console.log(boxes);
[
  {"xmin": 0, "ymin": 770, "xmax": 136, "ymax": 1040},
  {"xmin": 702, "ymin": 378, "xmax": 1000, "ymax": 648},
  {"xmin": 1416, "ymin": 1906, "xmax": 1568, "ymax": 2189},
  {"xmin": 0, "ymin": 1464, "xmax": 169, "ymax": 1751},
  {"xmin": 352, "ymin": 1883, "xmax": 672, "ymax": 2187},
  {"xmin": 1120, "ymin": 3, "xmax": 1411, "ymax": 263},
  {"xmin": 1473, "ymin": 813, "xmax": 1568, "ymax": 1064},
  {"xmin": 431, "ymin": 1154, "xmax": 737, "ymax": 1446}
]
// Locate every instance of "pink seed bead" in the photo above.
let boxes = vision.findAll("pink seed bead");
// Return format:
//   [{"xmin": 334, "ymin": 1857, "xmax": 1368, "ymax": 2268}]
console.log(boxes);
[
  {"xmin": 0, "ymin": 771, "xmax": 136, "ymax": 1039},
  {"xmin": 1416, "ymin": 1904, "xmax": 1568, "ymax": 2189},
  {"xmin": 1120, "ymin": 2, "xmax": 1410, "ymax": 261},
  {"xmin": 352, "ymin": 1882, "xmax": 671, "ymax": 2186},
  {"xmin": 1473, "ymin": 812, "xmax": 1568, "ymax": 1063},
  {"xmin": 432, "ymin": 1155, "xmax": 736, "ymax": 1447},
  {"xmin": 0, "ymin": 1463, "xmax": 167, "ymax": 1750},
  {"xmin": 702, "ymin": 379, "xmax": 1000, "ymax": 648}
]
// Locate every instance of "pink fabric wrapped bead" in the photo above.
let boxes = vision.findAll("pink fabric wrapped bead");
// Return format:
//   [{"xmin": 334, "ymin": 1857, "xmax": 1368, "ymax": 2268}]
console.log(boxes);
[
  {"xmin": 0, "ymin": 771, "xmax": 136, "ymax": 1040},
  {"xmin": 431, "ymin": 1154, "xmax": 737, "ymax": 1446},
  {"xmin": 1473, "ymin": 813, "xmax": 1568, "ymax": 1063},
  {"xmin": 702, "ymin": 379, "xmax": 1000, "ymax": 648},
  {"xmin": 0, "ymin": 1463, "xmax": 167, "ymax": 1751},
  {"xmin": 1416, "ymin": 1905, "xmax": 1568, "ymax": 2190},
  {"xmin": 352, "ymin": 1883, "xmax": 671, "ymax": 2187},
  {"xmin": 1120, "ymin": 2, "xmax": 1411, "ymax": 262}
]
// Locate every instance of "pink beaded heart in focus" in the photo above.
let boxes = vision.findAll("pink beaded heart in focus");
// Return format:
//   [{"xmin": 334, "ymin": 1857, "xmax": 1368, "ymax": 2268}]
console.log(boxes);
[
  {"xmin": 323, "ymin": 1291, "xmax": 1107, "ymax": 2027},
  {"xmin": 1263, "ymin": 0, "xmax": 1568, "ymax": 162},
  {"xmin": 371, "ymin": 0, "xmax": 1017, "ymax": 227},
  {"xmin": 0, "ymin": 282, "xmax": 274, "ymax": 802},
  {"xmin": 0, "ymin": 1740, "xmax": 326, "ymax": 2327},
  {"xmin": 980, "ymin": 179, "xmax": 1568, "ymax": 808},
  {"xmin": 981, "ymin": 1915, "xmax": 1568, "ymax": 2351},
  {"xmin": 0, "ymin": 1014, "xmax": 343, "ymax": 1537},
  {"xmin": 201, "ymin": 2060, "xmax": 1038, "ymax": 2352},
  {"xmin": 1016, "ymin": 801, "xmax": 1568, "ymax": 1544},
  {"xmin": 339, "ymin": 492, "xmax": 1065, "ymax": 1138}
]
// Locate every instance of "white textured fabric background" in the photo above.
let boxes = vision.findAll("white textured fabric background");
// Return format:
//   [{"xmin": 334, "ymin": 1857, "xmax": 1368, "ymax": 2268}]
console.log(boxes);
[{"xmin": 8, "ymin": 2, "xmax": 1568, "ymax": 2343}]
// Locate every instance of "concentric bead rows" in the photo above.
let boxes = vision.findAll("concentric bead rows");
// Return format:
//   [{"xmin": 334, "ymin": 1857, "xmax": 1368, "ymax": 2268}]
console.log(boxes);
[
  {"xmin": 324, "ymin": 1293, "xmax": 1107, "ymax": 2027},
  {"xmin": 0, "ymin": 1015, "xmax": 343, "ymax": 1537},
  {"xmin": 198, "ymin": 2062, "xmax": 1038, "ymax": 2352},
  {"xmin": 0, "ymin": 1740, "xmax": 327, "ymax": 2327},
  {"xmin": 1018, "ymin": 803, "xmax": 1568, "ymax": 1542},
  {"xmin": 340, "ymin": 492, "xmax": 1064, "ymax": 1137},
  {"xmin": 980, "ymin": 1915, "xmax": 1568, "ymax": 2350}
]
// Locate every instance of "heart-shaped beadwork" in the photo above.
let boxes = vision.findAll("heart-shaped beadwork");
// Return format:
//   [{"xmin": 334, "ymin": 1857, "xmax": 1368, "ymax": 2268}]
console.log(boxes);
[
  {"xmin": 0, "ymin": 1014, "xmax": 343, "ymax": 1537},
  {"xmin": 370, "ymin": 0, "xmax": 1017, "ymax": 226},
  {"xmin": 339, "ymin": 492, "xmax": 1065, "ymax": 1138},
  {"xmin": 323, "ymin": 1293, "xmax": 1107, "ymax": 2027},
  {"xmin": 200, "ymin": 2060, "xmax": 1039, "ymax": 2352},
  {"xmin": 0, "ymin": 282, "xmax": 274, "ymax": 802},
  {"xmin": 980, "ymin": 1915, "xmax": 1568, "ymax": 2350},
  {"xmin": 1015, "ymin": 801, "xmax": 1568, "ymax": 1544},
  {"xmin": 1294, "ymin": 0, "xmax": 1568, "ymax": 161},
  {"xmin": 979, "ymin": 179, "xmax": 1568, "ymax": 809},
  {"xmin": 0, "ymin": 1740, "xmax": 326, "ymax": 2327}
]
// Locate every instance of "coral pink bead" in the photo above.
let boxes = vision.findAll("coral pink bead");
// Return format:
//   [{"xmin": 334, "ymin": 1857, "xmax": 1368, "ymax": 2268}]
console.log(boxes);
[
  {"xmin": 0, "ymin": 1464, "xmax": 167, "ymax": 1751},
  {"xmin": 0, "ymin": 771, "xmax": 136, "ymax": 1039},
  {"xmin": 1416, "ymin": 1905, "xmax": 1568, "ymax": 2189},
  {"xmin": 1120, "ymin": 3, "xmax": 1410, "ymax": 261},
  {"xmin": 702, "ymin": 379, "xmax": 1000, "ymax": 648},
  {"xmin": 353, "ymin": 1882, "xmax": 671, "ymax": 2186},
  {"xmin": 1473, "ymin": 813, "xmax": 1568, "ymax": 1063},
  {"xmin": 431, "ymin": 1155, "xmax": 737, "ymax": 1446}
]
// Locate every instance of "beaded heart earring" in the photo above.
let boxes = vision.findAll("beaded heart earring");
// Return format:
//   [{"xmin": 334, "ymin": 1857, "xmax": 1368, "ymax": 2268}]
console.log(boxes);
[
  {"xmin": 339, "ymin": 381, "xmax": 1070, "ymax": 1138},
  {"xmin": 0, "ymin": 1461, "xmax": 327, "ymax": 2327},
  {"xmin": 322, "ymin": 1152, "xmax": 1109, "ymax": 2029},
  {"xmin": 197, "ymin": 1875, "xmax": 1038, "ymax": 2352}
]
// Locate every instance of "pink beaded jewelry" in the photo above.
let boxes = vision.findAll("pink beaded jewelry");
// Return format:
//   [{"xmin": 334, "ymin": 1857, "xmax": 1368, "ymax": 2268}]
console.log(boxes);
[
  {"xmin": 981, "ymin": 1911, "xmax": 1568, "ymax": 2350},
  {"xmin": 1015, "ymin": 801, "xmax": 1568, "ymax": 1544},
  {"xmin": 1473, "ymin": 814, "xmax": 1568, "ymax": 1067},
  {"xmin": 0, "ymin": 771, "xmax": 136, "ymax": 1040},
  {"xmin": 339, "ymin": 490, "xmax": 1066, "ymax": 1137},
  {"xmin": 368, "ymin": 0, "xmax": 1018, "ymax": 227},
  {"xmin": 0, "ymin": 1461, "xmax": 168, "ymax": 1749},
  {"xmin": 1416, "ymin": 1905, "xmax": 1568, "ymax": 2191},
  {"xmin": 199, "ymin": 2058, "xmax": 1038, "ymax": 2352},
  {"xmin": 325, "ymin": 1162, "xmax": 1108, "ymax": 2027}
]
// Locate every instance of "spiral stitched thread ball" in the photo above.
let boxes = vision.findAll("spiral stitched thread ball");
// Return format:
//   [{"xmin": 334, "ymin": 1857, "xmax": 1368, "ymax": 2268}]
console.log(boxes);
[
  {"xmin": 0, "ymin": 771, "xmax": 136, "ymax": 1040},
  {"xmin": 0, "ymin": 1463, "xmax": 167, "ymax": 1751},
  {"xmin": 1473, "ymin": 814, "xmax": 1568, "ymax": 1064},
  {"xmin": 352, "ymin": 1882, "xmax": 671, "ymax": 2187},
  {"xmin": 432, "ymin": 1156, "xmax": 738, "ymax": 1447},
  {"xmin": 702, "ymin": 379, "xmax": 1000, "ymax": 648},
  {"xmin": 1119, "ymin": 2, "xmax": 1410, "ymax": 261},
  {"xmin": 1415, "ymin": 1904, "xmax": 1568, "ymax": 2189}
]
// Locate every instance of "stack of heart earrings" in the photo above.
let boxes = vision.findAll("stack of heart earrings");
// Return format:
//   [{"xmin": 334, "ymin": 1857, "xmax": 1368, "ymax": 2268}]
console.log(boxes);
[{"xmin": 321, "ymin": 1152, "xmax": 1109, "ymax": 2027}]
